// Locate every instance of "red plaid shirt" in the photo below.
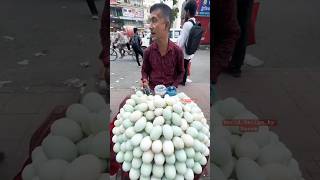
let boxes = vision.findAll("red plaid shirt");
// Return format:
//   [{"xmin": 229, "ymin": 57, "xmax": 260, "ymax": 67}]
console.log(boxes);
[{"xmin": 141, "ymin": 41, "xmax": 185, "ymax": 90}]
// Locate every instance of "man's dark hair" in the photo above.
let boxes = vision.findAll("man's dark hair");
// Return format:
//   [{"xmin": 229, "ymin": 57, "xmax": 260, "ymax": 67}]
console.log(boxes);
[
  {"xmin": 150, "ymin": 3, "xmax": 173, "ymax": 27},
  {"xmin": 184, "ymin": 0, "xmax": 197, "ymax": 17},
  {"xmin": 133, "ymin": 28, "xmax": 138, "ymax": 33}
]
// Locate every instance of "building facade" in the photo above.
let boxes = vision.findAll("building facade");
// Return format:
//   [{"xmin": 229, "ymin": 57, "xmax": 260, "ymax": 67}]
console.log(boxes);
[{"xmin": 110, "ymin": 0, "xmax": 144, "ymax": 31}]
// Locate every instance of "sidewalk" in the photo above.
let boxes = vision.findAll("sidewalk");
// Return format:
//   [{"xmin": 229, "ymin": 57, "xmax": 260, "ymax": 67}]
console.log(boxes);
[{"xmin": 216, "ymin": 66, "xmax": 320, "ymax": 180}]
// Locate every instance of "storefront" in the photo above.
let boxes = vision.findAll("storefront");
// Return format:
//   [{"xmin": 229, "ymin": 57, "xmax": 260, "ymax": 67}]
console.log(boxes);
[{"xmin": 195, "ymin": 0, "xmax": 210, "ymax": 45}]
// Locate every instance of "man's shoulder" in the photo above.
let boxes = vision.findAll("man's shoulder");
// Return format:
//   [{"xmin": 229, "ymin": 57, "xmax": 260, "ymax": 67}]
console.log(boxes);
[{"xmin": 169, "ymin": 41, "xmax": 183, "ymax": 54}]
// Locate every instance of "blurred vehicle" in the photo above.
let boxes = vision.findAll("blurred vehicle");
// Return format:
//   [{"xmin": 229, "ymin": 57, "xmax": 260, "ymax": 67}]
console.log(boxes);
[
  {"xmin": 140, "ymin": 28, "xmax": 182, "ymax": 48},
  {"xmin": 169, "ymin": 28, "xmax": 182, "ymax": 43}
]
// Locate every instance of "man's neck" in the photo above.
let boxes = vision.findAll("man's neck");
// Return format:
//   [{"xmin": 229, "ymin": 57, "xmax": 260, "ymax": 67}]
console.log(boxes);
[{"xmin": 156, "ymin": 36, "xmax": 169, "ymax": 56}]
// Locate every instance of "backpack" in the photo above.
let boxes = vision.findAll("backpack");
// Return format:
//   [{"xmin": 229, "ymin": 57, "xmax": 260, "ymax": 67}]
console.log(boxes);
[{"xmin": 185, "ymin": 19, "xmax": 204, "ymax": 55}]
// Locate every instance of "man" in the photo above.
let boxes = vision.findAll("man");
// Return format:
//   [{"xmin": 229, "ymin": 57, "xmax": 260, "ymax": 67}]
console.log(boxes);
[
  {"xmin": 131, "ymin": 28, "xmax": 144, "ymax": 66},
  {"xmin": 177, "ymin": 0, "xmax": 197, "ymax": 86},
  {"xmin": 115, "ymin": 29, "xmax": 128, "ymax": 58},
  {"xmin": 229, "ymin": 0, "xmax": 254, "ymax": 77},
  {"xmin": 141, "ymin": 3, "xmax": 185, "ymax": 90},
  {"xmin": 212, "ymin": 0, "xmax": 240, "ymax": 84}
]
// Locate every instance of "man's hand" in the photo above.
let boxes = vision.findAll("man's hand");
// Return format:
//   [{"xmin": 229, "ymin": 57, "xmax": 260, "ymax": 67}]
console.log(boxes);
[{"xmin": 141, "ymin": 79, "xmax": 149, "ymax": 88}]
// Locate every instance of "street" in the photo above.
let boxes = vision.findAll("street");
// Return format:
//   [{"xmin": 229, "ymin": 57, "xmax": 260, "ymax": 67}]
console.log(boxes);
[{"xmin": 110, "ymin": 49, "xmax": 210, "ymax": 90}]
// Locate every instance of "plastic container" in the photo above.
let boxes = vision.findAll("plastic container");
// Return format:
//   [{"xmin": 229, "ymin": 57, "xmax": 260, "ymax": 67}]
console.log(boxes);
[
  {"xmin": 166, "ymin": 86, "xmax": 177, "ymax": 96},
  {"xmin": 154, "ymin": 85, "xmax": 167, "ymax": 97}
]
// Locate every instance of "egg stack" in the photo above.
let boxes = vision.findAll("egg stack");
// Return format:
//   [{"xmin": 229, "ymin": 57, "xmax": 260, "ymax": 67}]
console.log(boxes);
[
  {"xmin": 213, "ymin": 97, "xmax": 305, "ymax": 180},
  {"xmin": 112, "ymin": 91, "xmax": 210, "ymax": 180},
  {"xmin": 21, "ymin": 92, "xmax": 108, "ymax": 180}
]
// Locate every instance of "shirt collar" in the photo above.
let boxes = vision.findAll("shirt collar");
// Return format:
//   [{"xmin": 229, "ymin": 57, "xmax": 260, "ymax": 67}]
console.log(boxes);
[{"xmin": 151, "ymin": 39, "xmax": 175, "ymax": 54}]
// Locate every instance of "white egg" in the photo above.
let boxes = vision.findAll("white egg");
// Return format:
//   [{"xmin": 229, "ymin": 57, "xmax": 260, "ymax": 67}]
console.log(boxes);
[
  {"xmin": 51, "ymin": 118, "xmax": 83, "ymax": 143},
  {"xmin": 125, "ymin": 127, "xmax": 136, "ymax": 138},
  {"xmin": 162, "ymin": 140, "xmax": 174, "ymax": 156},
  {"xmin": 129, "ymin": 168, "xmax": 140, "ymax": 180},
  {"xmin": 76, "ymin": 135, "xmax": 94, "ymax": 155},
  {"xmin": 184, "ymin": 168, "xmax": 194, "ymax": 180},
  {"xmin": 152, "ymin": 165, "xmax": 164, "ymax": 178},
  {"xmin": 262, "ymin": 163, "xmax": 296, "ymax": 180},
  {"xmin": 42, "ymin": 135, "xmax": 77, "ymax": 162},
  {"xmin": 89, "ymin": 131, "xmax": 108, "ymax": 159},
  {"xmin": 152, "ymin": 140, "xmax": 163, "ymax": 154},
  {"xmin": 145, "ymin": 111, "xmax": 155, "ymax": 121},
  {"xmin": 162, "ymin": 125, "xmax": 173, "ymax": 140},
  {"xmin": 140, "ymin": 163, "xmax": 153, "ymax": 177},
  {"xmin": 140, "ymin": 136, "xmax": 152, "ymax": 151},
  {"xmin": 62, "ymin": 154, "xmax": 101, "ymax": 180},
  {"xmin": 131, "ymin": 158, "xmax": 142, "ymax": 169},
  {"xmin": 175, "ymin": 149, "xmax": 187, "ymax": 162},
  {"xmin": 150, "ymin": 126, "xmax": 162, "ymax": 140},
  {"xmin": 236, "ymin": 157, "xmax": 267, "ymax": 180},
  {"xmin": 116, "ymin": 151, "xmax": 124, "ymax": 163},
  {"xmin": 154, "ymin": 153, "xmax": 165, "ymax": 165},
  {"xmin": 154, "ymin": 108, "xmax": 164, "ymax": 117},
  {"xmin": 181, "ymin": 134, "xmax": 194, "ymax": 147},
  {"xmin": 235, "ymin": 138, "xmax": 260, "ymax": 160},
  {"xmin": 124, "ymin": 151, "xmax": 134, "ymax": 162},
  {"xmin": 172, "ymin": 136, "xmax": 184, "ymax": 149},
  {"xmin": 153, "ymin": 116, "xmax": 165, "ymax": 126},
  {"xmin": 213, "ymin": 137, "xmax": 232, "ymax": 167},
  {"xmin": 130, "ymin": 111, "xmax": 143, "ymax": 122},
  {"xmin": 126, "ymin": 99, "xmax": 136, "ymax": 106},
  {"xmin": 142, "ymin": 150, "xmax": 154, "ymax": 163},
  {"xmin": 89, "ymin": 111, "xmax": 109, "ymax": 134},
  {"xmin": 131, "ymin": 133, "xmax": 144, "ymax": 147},
  {"xmin": 66, "ymin": 103, "xmax": 89, "ymax": 125},
  {"xmin": 134, "ymin": 117, "xmax": 147, "ymax": 132},
  {"xmin": 144, "ymin": 122, "xmax": 153, "ymax": 134},
  {"xmin": 164, "ymin": 164, "xmax": 176, "ymax": 179},
  {"xmin": 175, "ymin": 161, "xmax": 187, "ymax": 174},
  {"xmin": 81, "ymin": 92, "xmax": 106, "ymax": 113},
  {"xmin": 38, "ymin": 159, "xmax": 68, "ymax": 180},
  {"xmin": 22, "ymin": 164, "xmax": 35, "ymax": 180},
  {"xmin": 133, "ymin": 147, "xmax": 143, "ymax": 158}
]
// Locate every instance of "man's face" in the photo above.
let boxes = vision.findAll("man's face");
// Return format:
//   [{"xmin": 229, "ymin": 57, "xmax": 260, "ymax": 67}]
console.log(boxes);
[{"xmin": 149, "ymin": 9, "xmax": 169, "ymax": 41}]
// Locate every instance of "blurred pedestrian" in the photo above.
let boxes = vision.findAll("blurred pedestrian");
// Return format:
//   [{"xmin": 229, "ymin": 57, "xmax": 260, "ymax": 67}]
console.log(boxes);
[
  {"xmin": 131, "ymin": 28, "xmax": 143, "ymax": 66},
  {"xmin": 86, "ymin": 0, "xmax": 99, "ymax": 20},
  {"xmin": 180, "ymin": 0, "xmax": 189, "ymax": 27},
  {"xmin": 177, "ymin": 0, "xmax": 202, "ymax": 86},
  {"xmin": 141, "ymin": 3, "xmax": 185, "ymax": 90},
  {"xmin": 228, "ymin": 0, "xmax": 254, "ymax": 77},
  {"xmin": 212, "ymin": 0, "xmax": 240, "ymax": 84}
]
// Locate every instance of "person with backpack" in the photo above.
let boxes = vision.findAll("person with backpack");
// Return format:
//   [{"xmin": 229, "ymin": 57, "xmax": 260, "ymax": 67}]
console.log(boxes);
[
  {"xmin": 177, "ymin": 0, "xmax": 203, "ymax": 86},
  {"xmin": 130, "ymin": 28, "xmax": 144, "ymax": 66}
]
